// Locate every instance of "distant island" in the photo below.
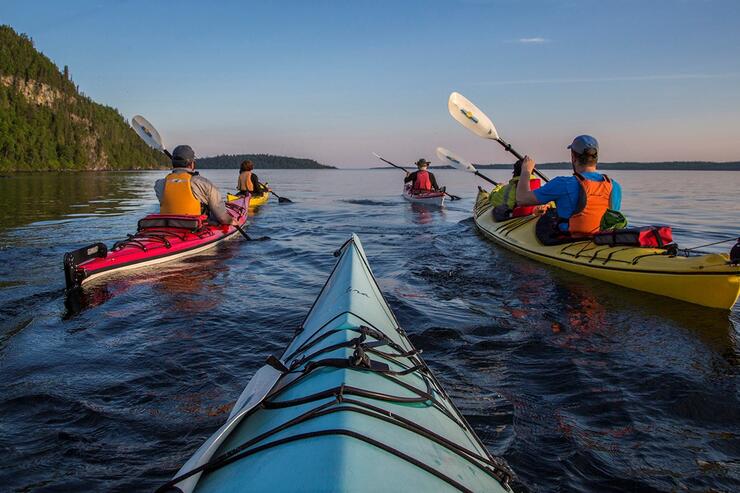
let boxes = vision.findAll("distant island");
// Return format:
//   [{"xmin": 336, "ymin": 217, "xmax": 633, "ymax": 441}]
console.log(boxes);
[
  {"xmin": 198, "ymin": 153, "xmax": 335, "ymax": 169},
  {"xmin": 0, "ymin": 25, "xmax": 168, "ymax": 172}
]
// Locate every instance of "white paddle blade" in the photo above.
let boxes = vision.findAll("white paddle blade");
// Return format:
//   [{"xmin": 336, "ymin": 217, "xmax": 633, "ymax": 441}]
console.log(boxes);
[
  {"xmin": 448, "ymin": 92, "xmax": 499, "ymax": 140},
  {"xmin": 131, "ymin": 115, "xmax": 164, "ymax": 151},
  {"xmin": 436, "ymin": 147, "xmax": 477, "ymax": 173}
]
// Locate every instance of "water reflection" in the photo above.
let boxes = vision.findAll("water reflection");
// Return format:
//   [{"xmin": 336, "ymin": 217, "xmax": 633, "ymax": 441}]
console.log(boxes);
[
  {"xmin": 409, "ymin": 202, "xmax": 446, "ymax": 224},
  {"xmin": 0, "ymin": 171, "xmax": 159, "ymax": 230},
  {"xmin": 0, "ymin": 169, "xmax": 738, "ymax": 493},
  {"xmin": 64, "ymin": 246, "xmax": 237, "ymax": 318}
]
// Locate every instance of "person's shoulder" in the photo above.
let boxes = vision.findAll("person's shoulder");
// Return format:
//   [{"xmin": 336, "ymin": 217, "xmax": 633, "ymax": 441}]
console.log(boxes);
[
  {"xmin": 595, "ymin": 172, "xmax": 619, "ymax": 185},
  {"xmin": 545, "ymin": 175, "xmax": 574, "ymax": 187},
  {"xmin": 192, "ymin": 173, "xmax": 214, "ymax": 185}
]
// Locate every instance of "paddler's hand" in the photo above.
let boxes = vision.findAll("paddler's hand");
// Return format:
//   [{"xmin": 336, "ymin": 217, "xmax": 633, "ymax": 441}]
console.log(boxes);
[
  {"xmin": 521, "ymin": 155, "xmax": 536, "ymax": 175},
  {"xmin": 405, "ymin": 171, "xmax": 410, "ymax": 177}
]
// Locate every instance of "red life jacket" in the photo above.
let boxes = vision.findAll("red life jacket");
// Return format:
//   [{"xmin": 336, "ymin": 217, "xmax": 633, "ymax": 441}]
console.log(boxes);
[
  {"xmin": 512, "ymin": 178, "xmax": 541, "ymax": 217},
  {"xmin": 568, "ymin": 172, "xmax": 613, "ymax": 235},
  {"xmin": 413, "ymin": 170, "xmax": 433, "ymax": 192}
]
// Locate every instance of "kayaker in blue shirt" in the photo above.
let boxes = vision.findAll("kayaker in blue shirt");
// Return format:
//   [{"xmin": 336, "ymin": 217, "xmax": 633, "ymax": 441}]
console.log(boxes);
[{"xmin": 515, "ymin": 135, "xmax": 622, "ymax": 236}]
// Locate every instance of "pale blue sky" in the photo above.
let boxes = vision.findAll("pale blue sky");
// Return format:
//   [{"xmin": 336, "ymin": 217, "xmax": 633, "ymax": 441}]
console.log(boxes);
[{"xmin": 3, "ymin": 0, "xmax": 740, "ymax": 167}]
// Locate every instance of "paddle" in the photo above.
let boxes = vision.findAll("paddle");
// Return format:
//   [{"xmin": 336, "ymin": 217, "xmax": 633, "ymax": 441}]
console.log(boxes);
[
  {"xmin": 131, "ymin": 115, "xmax": 172, "ymax": 159},
  {"xmin": 371, "ymin": 152, "xmax": 462, "ymax": 201},
  {"xmin": 435, "ymin": 147, "xmax": 499, "ymax": 187},
  {"xmin": 250, "ymin": 179, "xmax": 293, "ymax": 204},
  {"xmin": 447, "ymin": 92, "xmax": 550, "ymax": 183},
  {"xmin": 235, "ymin": 224, "xmax": 269, "ymax": 241},
  {"xmin": 130, "ymin": 115, "xmax": 259, "ymax": 241},
  {"xmin": 236, "ymin": 184, "xmax": 293, "ymax": 204},
  {"xmin": 268, "ymin": 189, "xmax": 293, "ymax": 203}
]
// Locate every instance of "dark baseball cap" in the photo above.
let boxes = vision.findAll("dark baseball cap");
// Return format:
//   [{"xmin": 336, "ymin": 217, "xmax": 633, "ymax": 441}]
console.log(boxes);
[
  {"xmin": 172, "ymin": 145, "xmax": 195, "ymax": 166},
  {"xmin": 567, "ymin": 135, "xmax": 599, "ymax": 155}
]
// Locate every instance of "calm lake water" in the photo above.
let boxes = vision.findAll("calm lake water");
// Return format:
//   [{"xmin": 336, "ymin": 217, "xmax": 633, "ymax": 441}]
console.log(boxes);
[{"xmin": 0, "ymin": 169, "xmax": 738, "ymax": 492}]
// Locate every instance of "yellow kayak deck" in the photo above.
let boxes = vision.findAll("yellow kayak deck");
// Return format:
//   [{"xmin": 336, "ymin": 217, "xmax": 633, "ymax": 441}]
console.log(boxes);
[
  {"xmin": 227, "ymin": 193, "xmax": 269, "ymax": 210},
  {"xmin": 474, "ymin": 190, "xmax": 740, "ymax": 310}
]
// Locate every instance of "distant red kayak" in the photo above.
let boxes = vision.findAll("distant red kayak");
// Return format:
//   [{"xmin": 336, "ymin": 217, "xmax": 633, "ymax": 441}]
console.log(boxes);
[
  {"xmin": 402, "ymin": 184, "xmax": 446, "ymax": 207},
  {"xmin": 63, "ymin": 196, "xmax": 249, "ymax": 290}
]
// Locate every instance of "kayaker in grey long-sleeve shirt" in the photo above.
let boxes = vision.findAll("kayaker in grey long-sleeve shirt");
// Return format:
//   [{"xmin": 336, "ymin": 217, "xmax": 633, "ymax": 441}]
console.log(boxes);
[{"xmin": 154, "ymin": 145, "xmax": 235, "ymax": 225}]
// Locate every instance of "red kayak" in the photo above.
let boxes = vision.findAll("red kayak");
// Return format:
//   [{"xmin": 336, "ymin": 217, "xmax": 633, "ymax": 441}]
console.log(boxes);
[
  {"xmin": 63, "ymin": 196, "xmax": 249, "ymax": 290},
  {"xmin": 402, "ymin": 184, "xmax": 446, "ymax": 207}
]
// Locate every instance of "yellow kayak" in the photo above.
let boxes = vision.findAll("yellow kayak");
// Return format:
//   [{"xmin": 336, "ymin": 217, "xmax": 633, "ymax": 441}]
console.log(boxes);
[
  {"xmin": 227, "ymin": 193, "xmax": 269, "ymax": 210},
  {"xmin": 474, "ymin": 189, "xmax": 740, "ymax": 310}
]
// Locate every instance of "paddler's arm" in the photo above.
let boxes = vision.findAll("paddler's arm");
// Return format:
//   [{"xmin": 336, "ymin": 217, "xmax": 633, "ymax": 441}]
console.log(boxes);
[
  {"xmin": 609, "ymin": 180, "xmax": 623, "ymax": 210},
  {"xmin": 236, "ymin": 172, "xmax": 243, "ymax": 192},
  {"xmin": 154, "ymin": 178, "xmax": 165, "ymax": 202},
  {"xmin": 404, "ymin": 171, "xmax": 414, "ymax": 183},
  {"xmin": 515, "ymin": 156, "xmax": 541, "ymax": 206},
  {"xmin": 429, "ymin": 172, "xmax": 440, "ymax": 191},
  {"xmin": 193, "ymin": 176, "xmax": 238, "ymax": 225}
]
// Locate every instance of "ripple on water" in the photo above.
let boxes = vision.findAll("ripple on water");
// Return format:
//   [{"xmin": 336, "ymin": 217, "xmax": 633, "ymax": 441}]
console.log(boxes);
[{"xmin": 0, "ymin": 169, "xmax": 738, "ymax": 492}]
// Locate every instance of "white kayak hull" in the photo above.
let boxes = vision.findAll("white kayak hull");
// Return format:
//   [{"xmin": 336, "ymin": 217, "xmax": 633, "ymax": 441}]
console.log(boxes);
[{"xmin": 402, "ymin": 186, "xmax": 446, "ymax": 207}]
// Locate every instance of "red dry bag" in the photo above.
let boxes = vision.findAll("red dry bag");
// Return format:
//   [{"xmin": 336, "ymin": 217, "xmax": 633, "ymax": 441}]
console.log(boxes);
[{"xmin": 593, "ymin": 226, "xmax": 673, "ymax": 248}]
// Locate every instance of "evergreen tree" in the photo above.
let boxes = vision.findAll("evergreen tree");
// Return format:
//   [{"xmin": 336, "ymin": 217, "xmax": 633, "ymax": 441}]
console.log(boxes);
[{"xmin": 0, "ymin": 25, "xmax": 169, "ymax": 171}]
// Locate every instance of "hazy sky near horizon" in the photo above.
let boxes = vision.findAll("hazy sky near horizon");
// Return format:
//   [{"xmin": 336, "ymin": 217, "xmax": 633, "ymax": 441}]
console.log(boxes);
[{"xmin": 3, "ymin": 0, "xmax": 740, "ymax": 167}]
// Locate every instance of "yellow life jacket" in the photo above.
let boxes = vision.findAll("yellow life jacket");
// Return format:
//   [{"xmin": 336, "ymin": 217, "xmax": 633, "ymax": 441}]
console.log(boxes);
[
  {"xmin": 159, "ymin": 171, "xmax": 202, "ymax": 215},
  {"xmin": 489, "ymin": 177, "xmax": 540, "ymax": 209}
]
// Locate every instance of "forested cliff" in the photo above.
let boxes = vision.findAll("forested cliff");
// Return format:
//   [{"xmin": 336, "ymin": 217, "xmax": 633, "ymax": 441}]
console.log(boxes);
[{"xmin": 0, "ymin": 25, "xmax": 168, "ymax": 171}]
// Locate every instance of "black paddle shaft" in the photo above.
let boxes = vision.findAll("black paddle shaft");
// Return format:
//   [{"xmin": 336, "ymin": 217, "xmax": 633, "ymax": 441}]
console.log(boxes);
[
  {"xmin": 495, "ymin": 137, "xmax": 550, "ymax": 183},
  {"xmin": 269, "ymin": 190, "xmax": 293, "ymax": 203},
  {"xmin": 475, "ymin": 171, "xmax": 499, "ymax": 187},
  {"xmin": 376, "ymin": 156, "xmax": 406, "ymax": 172}
]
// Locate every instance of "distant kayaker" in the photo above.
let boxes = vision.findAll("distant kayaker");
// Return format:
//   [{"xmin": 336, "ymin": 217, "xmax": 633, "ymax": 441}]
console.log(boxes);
[
  {"xmin": 489, "ymin": 159, "xmax": 543, "ymax": 221},
  {"xmin": 515, "ymin": 135, "xmax": 622, "ymax": 236},
  {"xmin": 404, "ymin": 158, "xmax": 441, "ymax": 192},
  {"xmin": 154, "ymin": 145, "xmax": 237, "ymax": 225},
  {"xmin": 237, "ymin": 160, "xmax": 269, "ymax": 197}
]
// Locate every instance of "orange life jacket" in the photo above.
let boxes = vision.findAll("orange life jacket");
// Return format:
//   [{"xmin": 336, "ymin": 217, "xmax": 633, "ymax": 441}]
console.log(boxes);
[
  {"xmin": 159, "ymin": 171, "xmax": 202, "ymax": 216},
  {"xmin": 238, "ymin": 171, "xmax": 254, "ymax": 192},
  {"xmin": 568, "ymin": 172, "xmax": 612, "ymax": 235},
  {"xmin": 413, "ymin": 170, "xmax": 433, "ymax": 192}
]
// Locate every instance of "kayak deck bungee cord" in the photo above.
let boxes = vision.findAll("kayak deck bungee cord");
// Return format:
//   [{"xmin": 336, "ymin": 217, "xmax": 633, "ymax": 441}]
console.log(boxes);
[
  {"xmin": 158, "ymin": 234, "xmax": 513, "ymax": 493},
  {"xmin": 474, "ymin": 189, "xmax": 740, "ymax": 310},
  {"xmin": 63, "ymin": 196, "xmax": 249, "ymax": 290}
]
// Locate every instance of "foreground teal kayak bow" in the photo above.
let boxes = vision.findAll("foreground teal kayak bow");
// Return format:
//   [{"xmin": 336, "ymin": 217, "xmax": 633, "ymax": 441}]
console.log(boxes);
[{"xmin": 158, "ymin": 234, "xmax": 513, "ymax": 493}]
